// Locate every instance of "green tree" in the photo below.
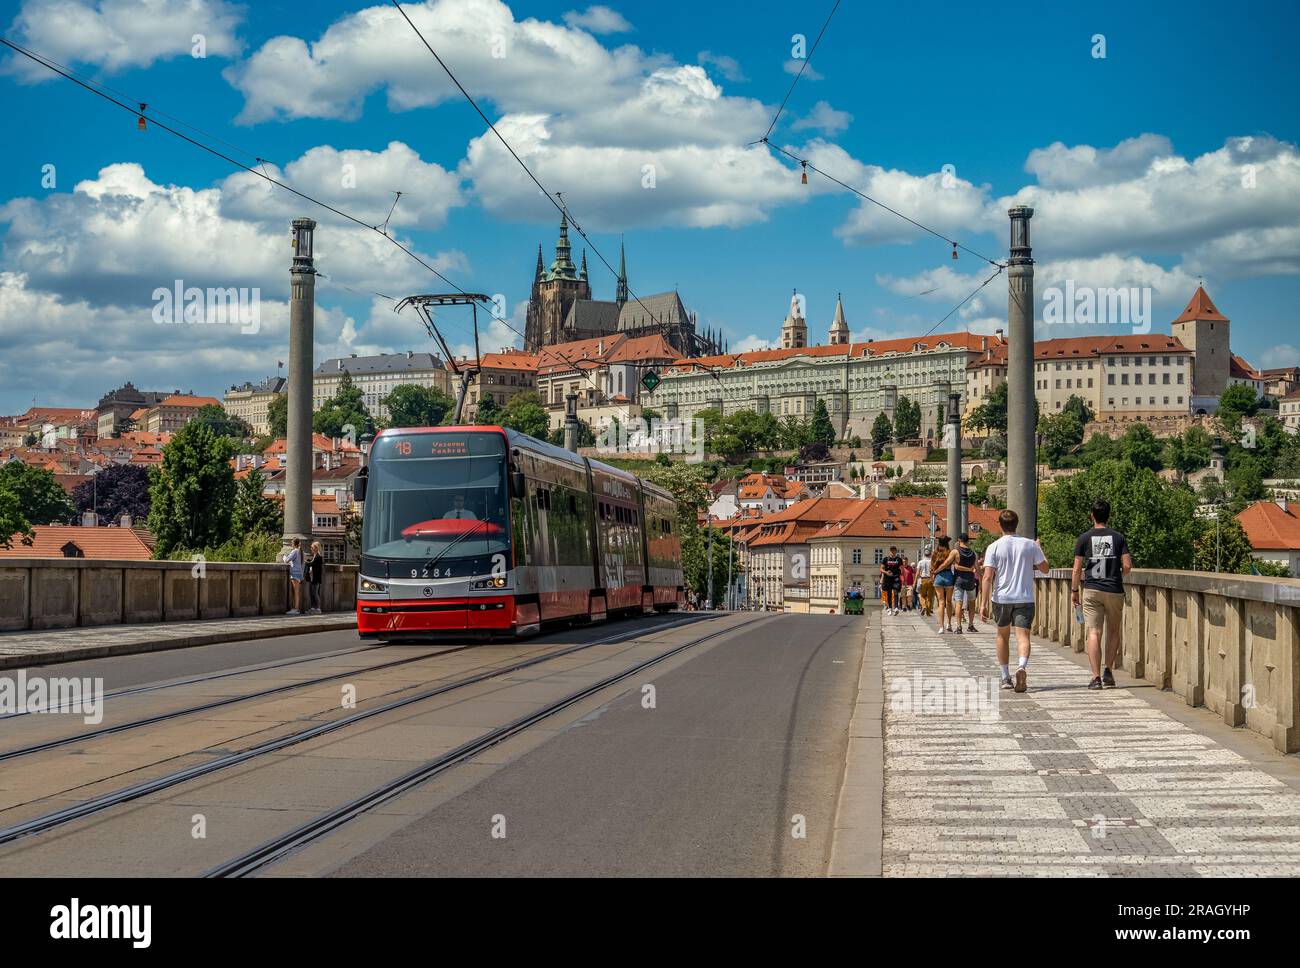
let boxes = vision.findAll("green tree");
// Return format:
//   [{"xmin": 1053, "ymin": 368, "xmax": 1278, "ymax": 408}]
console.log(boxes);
[
  {"xmin": 147, "ymin": 421, "xmax": 237, "ymax": 559},
  {"xmin": 810, "ymin": 400, "xmax": 836, "ymax": 447},
  {"xmin": 0, "ymin": 478, "xmax": 33, "ymax": 549},
  {"xmin": 966, "ymin": 381, "xmax": 1008, "ymax": 434},
  {"xmin": 72, "ymin": 464, "xmax": 151, "ymax": 524},
  {"xmin": 1062, "ymin": 394, "xmax": 1094, "ymax": 427},
  {"xmin": 779, "ymin": 414, "xmax": 812, "ymax": 450},
  {"xmin": 1038, "ymin": 410, "xmax": 1083, "ymax": 467},
  {"xmin": 1165, "ymin": 425, "xmax": 1214, "ymax": 475},
  {"xmin": 382, "ymin": 384, "xmax": 455, "ymax": 429},
  {"xmin": 870, "ymin": 412, "xmax": 894, "ymax": 459},
  {"xmin": 0, "ymin": 462, "xmax": 73, "ymax": 525},
  {"xmin": 1080, "ymin": 431, "xmax": 1120, "ymax": 464},
  {"xmin": 313, "ymin": 372, "xmax": 373, "ymax": 440},
  {"xmin": 1215, "ymin": 384, "xmax": 1260, "ymax": 436},
  {"xmin": 230, "ymin": 469, "xmax": 282, "ymax": 536},
  {"xmin": 892, "ymin": 395, "xmax": 921, "ymax": 442},
  {"xmin": 499, "ymin": 391, "xmax": 551, "ymax": 439},
  {"xmin": 194, "ymin": 403, "xmax": 251, "ymax": 441},
  {"xmin": 1192, "ymin": 511, "xmax": 1255, "ymax": 574},
  {"xmin": 1038, "ymin": 459, "xmax": 1201, "ymax": 569},
  {"xmin": 474, "ymin": 392, "xmax": 502, "ymax": 426},
  {"xmin": 1225, "ymin": 453, "xmax": 1266, "ymax": 508},
  {"xmin": 1198, "ymin": 474, "xmax": 1227, "ymax": 505},
  {"xmin": 1118, "ymin": 423, "xmax": 1163, "ymax": 471},
  {"xmin": 267, "ymin": 394, "xmax": 288, "ymax": 438}
]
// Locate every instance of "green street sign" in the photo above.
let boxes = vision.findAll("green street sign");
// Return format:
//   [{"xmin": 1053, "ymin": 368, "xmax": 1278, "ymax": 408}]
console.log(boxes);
[{"xmin": 641, "ymin": 369, "xmax": 661, "ymax": 393}]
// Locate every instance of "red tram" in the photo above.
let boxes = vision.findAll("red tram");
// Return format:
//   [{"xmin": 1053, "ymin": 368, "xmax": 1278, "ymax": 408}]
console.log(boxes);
[{"xmin": 354, "ymin": 426, "xmax": 685, "ymax": 639}]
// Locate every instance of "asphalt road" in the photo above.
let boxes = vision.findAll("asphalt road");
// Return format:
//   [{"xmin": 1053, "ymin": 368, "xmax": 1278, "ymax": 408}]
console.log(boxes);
[{"xmin": 324, "ymin": 613, "xmax": 864, "ymax": 877}]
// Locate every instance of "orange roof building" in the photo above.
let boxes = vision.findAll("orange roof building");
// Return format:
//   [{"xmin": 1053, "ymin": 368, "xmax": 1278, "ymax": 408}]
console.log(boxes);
[
  {"xmin": 0, "ymin": 525, "xmax": 156, "ymax": 560},
  {"xmin": 1237, "ymin": 499, "xmax": 1300, "ymax": 573}
]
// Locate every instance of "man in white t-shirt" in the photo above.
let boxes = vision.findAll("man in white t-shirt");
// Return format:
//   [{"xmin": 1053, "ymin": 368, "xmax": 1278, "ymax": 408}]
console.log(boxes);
[{"xmin": 980, "ymin": 508, "xmax": 1049, "ymax": 693}]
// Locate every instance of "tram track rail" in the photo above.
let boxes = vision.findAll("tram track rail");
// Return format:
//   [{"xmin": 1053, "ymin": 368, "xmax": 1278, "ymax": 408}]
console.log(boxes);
[
  {"xmin": 0, "ymin": 613, "xmax": 720, "ymax": 848},
  {"xmin": 0, "ymin": 644, "xmax": 477, "ymax": 764},
  {"xmin": 207, "ymin": 615, "xmax": 773, "ymax": 877}
]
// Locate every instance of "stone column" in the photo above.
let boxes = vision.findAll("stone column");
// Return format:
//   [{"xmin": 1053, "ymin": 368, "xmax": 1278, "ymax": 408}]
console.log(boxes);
[
  {"xmin": 1006, "ymin": 206, "xmax": 1037, "ymax": 537},
  {"xmin": 946, "ymin": 391, "xmax": 962, "ymax": 538},
  {"xmin": 283, "ymin": 218, "xmax": 316, "ymax": 551}
]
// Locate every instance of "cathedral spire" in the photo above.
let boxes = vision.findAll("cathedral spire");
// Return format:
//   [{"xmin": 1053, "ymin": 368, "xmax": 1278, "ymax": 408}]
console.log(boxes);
[
  {"xmin": 548, "ymin": 204, "xmax": 577, "ymax": 280},
  {"xmin": 829, "ymin": 292, "xmax": 849, "ymax": 345},
  {"xmin": 580, "ymin": 248, "xmax": 588, "ymax": 281},
  {"xmin": 534, "ymin": 243, "xmax": 544, "ymax": 282},
  {"xmin": 615, "ymin": 235, "xmax": 629, "ymax": 306}
]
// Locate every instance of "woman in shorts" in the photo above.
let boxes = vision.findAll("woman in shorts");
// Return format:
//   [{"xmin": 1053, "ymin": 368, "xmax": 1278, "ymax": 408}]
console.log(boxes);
[{"xmin": 930, "ymin": 536, "xmax": 956, "ymax": 633}]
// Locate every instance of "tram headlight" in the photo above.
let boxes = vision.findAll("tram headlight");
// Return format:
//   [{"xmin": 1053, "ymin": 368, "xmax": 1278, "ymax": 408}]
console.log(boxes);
[
  {"xmin": 359, "ymin": 578, "xmax": 387, "ymax": 593},
  {"xmin": 471, "ymin": 576, "xmax": 508, "ymax": 590}
]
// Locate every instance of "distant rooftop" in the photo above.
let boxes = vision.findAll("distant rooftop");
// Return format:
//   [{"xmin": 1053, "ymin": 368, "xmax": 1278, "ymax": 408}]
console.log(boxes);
[{"xmin": 316, "ymin": 352, "xmax": 445, "ymax": 375}]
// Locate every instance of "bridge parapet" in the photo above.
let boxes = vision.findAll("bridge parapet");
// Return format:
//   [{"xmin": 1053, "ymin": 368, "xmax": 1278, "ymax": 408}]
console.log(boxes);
[
  {"xmin": 1033, "ymin": 569, "xmax": 1300, "ymax": 753},
  {"xmin": 0, "ymin": 559, "xmax": 357, "ymax": 633}
]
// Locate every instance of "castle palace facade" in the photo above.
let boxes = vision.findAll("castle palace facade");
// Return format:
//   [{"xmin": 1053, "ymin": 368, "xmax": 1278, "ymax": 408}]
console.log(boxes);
[{"xmin": 523, "ymin": 212, "xmax": 723, "ymax": 358}]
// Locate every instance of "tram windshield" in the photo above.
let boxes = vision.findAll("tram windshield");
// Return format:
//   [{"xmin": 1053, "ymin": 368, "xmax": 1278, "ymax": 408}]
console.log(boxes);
[{"xmin": 361, "ymin": 431, "xmax": 510, "ymax": 566}]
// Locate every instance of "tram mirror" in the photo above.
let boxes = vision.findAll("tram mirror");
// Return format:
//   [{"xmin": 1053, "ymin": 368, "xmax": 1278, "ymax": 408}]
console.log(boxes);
[
  {"xmin": 510, "ymin": 470, "xmax": 526, "ymax": 498},
  {"xmin": 353, "ymin": 467, "xmax": 368, "ymax": 503}
]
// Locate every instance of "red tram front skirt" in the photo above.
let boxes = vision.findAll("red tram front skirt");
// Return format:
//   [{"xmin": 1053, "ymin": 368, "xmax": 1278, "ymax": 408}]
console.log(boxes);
[{"xmin": 357, "ymin": 596, "xmax": 518, "ymax": 635}]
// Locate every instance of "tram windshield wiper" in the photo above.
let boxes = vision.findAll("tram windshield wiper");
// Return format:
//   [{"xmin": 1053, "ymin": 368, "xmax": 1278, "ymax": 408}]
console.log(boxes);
[{"xmin": 423, "ymin": 519, "xmax": 487, "ymax": 575}]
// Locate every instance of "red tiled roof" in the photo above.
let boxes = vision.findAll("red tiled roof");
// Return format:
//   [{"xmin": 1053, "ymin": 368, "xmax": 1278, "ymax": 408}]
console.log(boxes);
[
  {"xmin": 1230, "ymin": 355, "xmax": 1262, "ymax": 381},
  {"xmin": 158, "ymin": 394, "xmax": 221, "ymax": 408},
  {"xmin": 606, "ymin": 334, "xmax": 682, "ymax": 364},
  {"xmin": 670, "ymin": 331, "xmax": 988, "ymax": 372},
  {"xmin": 809, "ymin": 497, "xmax": 1000, "ymax": 540},
  {"xmin": 1172, "ymin": 286, "xmax": 1229, "ymax": 324},
  {"xmin": 0, "ymin": 526, "xmax": 156, "ymax": 560},
  {"xmin": 1237, "ymin": 501, "xmax": 1300, "ymax": 551}
]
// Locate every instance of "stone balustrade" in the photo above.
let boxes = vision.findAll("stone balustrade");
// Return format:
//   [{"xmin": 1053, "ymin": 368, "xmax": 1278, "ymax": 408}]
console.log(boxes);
[
  {"xmin": 0, "ymin": 559, "xmax": 357, "ymax": 633},
  {"xmin": 1033, "ymin": 569, "xmax": 1300, "ymax": 753}
]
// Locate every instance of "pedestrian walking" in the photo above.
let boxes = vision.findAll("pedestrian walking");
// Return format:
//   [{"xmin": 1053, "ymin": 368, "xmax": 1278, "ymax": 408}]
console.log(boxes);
[
  {"xmin": 979, "ymin": 510, "xmax": 1049, "ymax": 692},
  {"xmin": 930, "ymin": 536, "xmax": 955, "ymax": 632},
  {"xmin": 283, "ymin": 538, "xmax": 304, "ymax": 615},
  {"xmin": 306, "ymin": 540, "xmax": 325, "ymax": 615},
  {"xmin": 880, "ymin": 546, "xmax": 904, "ymax": 615},
  {"xmin": 1072, "ymin": 499, "xmax": 1133, "ymax": 689},
  {"xmin": 915, "ymin": 550, "xmax": 934, "ymax": 616},
  {"xmin": 951, "ymin": 533, "xmax": 980, "ymax": 633}
]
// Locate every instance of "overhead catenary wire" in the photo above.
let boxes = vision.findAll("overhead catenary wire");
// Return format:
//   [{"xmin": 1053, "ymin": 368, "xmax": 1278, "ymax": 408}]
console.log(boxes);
[
  {"xmin": 388, "ymin": 0, "xmax": 707, "ymax": 355},
  {"xmin": 761, "ymin": 0, "xmax": 843, "ymax": 142}
]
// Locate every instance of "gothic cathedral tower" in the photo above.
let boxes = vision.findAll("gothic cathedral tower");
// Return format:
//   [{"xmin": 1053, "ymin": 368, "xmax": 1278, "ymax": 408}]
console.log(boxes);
[
  {"xmin": 780, "ymin": 291, "xmax": 808, "ymax": 349},
  {"xmin": 524, "ymin": 210, "xmax": 592, "ymax": 350}
]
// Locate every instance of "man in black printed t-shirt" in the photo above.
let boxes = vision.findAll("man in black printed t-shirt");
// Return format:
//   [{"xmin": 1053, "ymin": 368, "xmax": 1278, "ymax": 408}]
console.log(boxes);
[
  {"xmin": 1071, "ymin": 499, "xmax": 1133, "ymax": 690},
  {"xmin": 880, "ymin": 546, "xmax": 904, "ymax": 616}
]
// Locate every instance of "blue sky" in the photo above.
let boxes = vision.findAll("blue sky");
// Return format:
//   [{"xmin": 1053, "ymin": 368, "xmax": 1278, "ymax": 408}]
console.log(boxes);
[{"xmin": 2, "ymin": 0, "xmax": 1298, "ymax": 413}]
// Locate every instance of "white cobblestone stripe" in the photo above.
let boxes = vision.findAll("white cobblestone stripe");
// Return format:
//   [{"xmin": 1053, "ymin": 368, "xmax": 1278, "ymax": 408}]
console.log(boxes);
[{"xmin": 880, "ymin": 610, "xmax": 1300, "ymax": 877}]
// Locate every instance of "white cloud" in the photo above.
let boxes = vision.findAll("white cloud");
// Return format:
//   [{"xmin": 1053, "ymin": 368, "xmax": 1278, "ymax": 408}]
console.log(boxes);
[
  {"xmin": 1024, "ymin": 134, "xmax": 1174, "ymax": 189},
  {"xmin": 1264, "ymin": 344, "xmax": 1300, "ymax": 367},
  {"xmin": 562, "ymin": 5, "xmax": 632, "ymax": 34},
  {"xmin": 2, "ymin": 0, "xmax": 244, "ymax": 80},
  {"xmin": 697, "ymin": 50, "xmax": 746, "ymax": 83},
  {"xmin": 223, "ymin": 0, "xmax": 657, "ymax": 124},
  {"xmin": 782, "ymin": 59, "xmax": 822, "ymax": 80},
  {"xmin": 791, "ymin": 100, "xmax": 852, "ymax": 136}
]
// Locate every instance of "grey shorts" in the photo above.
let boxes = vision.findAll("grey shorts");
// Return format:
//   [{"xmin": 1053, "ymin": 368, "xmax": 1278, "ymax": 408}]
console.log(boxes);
[
  {"xmin": 991, "ymin": 602, "xmax": 1034, "ymax": 629},
  {"xmin": 952, "ymin": 586, "xmax": 974, "ymax": 604}
]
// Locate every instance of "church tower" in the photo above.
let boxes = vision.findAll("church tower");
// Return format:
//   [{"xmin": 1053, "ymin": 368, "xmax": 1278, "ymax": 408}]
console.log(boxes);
[
  {"xmin": 829, "ymin": 293, "xmax": 849, "ymax": 345},
  {"xmin": 524, "ymin": 209, "xmax": 592, "ymax": 350},
  {"xmin": 780, "ymin": 291, "xmax": 808, "ymax": 349},
  {"xmin": 1171, "ymin": 285, "xmax": 1230, "ymax": 399}
]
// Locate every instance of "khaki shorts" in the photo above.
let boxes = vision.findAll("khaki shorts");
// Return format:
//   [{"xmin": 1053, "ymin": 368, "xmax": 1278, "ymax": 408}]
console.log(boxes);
[{"xmin": 1082, "ymin": 589, "xmax": 1124, "ymax": 633}]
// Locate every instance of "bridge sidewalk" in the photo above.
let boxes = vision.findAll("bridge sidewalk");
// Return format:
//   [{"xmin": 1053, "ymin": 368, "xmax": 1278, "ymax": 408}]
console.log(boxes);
[
  {"xmin": 0, "ymin": 614, "xmax": 356, "ymax": 670},
  {"xmin": 831, "ymin": 606, "xmax": 1300, "ymax": 877}
]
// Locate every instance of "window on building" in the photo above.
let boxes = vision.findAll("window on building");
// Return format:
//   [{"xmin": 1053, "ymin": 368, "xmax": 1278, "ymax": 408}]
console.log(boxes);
[{"xmin": 852, "ymin": 548, "xmax": 861, "ymax": 564}]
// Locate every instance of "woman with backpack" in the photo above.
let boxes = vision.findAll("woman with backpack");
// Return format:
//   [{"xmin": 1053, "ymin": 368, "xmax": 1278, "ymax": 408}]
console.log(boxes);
[{"xmin": 930, "ymin": 536, "xmax": 955, "ymax": 634}]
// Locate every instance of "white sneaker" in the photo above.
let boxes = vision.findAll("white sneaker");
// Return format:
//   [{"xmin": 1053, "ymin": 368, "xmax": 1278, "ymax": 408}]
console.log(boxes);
[{"xmin": 286, "ymin": 609, "xmax": 300, "ymax": 616}]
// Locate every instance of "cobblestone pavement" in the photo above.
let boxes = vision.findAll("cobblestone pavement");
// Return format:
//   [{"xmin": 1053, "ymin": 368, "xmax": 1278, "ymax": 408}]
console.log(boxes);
[{"xmin": 881, "ymin": 609, "xmax": 1300, "ymax": 877}]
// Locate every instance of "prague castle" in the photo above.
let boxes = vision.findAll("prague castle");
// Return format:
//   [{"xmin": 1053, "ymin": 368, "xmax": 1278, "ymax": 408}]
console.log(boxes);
[{"xmin": 523, "ymin": 212, "xmax": 723, "ymax": 358}]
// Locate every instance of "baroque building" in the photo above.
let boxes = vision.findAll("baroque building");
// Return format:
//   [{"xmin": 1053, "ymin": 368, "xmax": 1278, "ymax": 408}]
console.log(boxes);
[
  {"xmin": 652, "ymin": 293, "xmax": 987, "ymax": 442},
  {"xmin": 523, "ymin": 212, "xmax": 721, "ymax": 357}
]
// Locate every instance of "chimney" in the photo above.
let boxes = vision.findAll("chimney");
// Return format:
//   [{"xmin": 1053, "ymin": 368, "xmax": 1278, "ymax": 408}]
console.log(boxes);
[
  {"xmin": 119, "ymin": 513, "xmax": 133, "ymax": 528},
  {"xmin": 81, "ymin": 510, "xmax": 98, "ymax": 527},
  {"xmin": 1278, "ymin": 496, "xmax": 1290, "ymax": 514},
  {"xmin": 981, "ymin": 336, "xmax": 988, "ymax": 352}
]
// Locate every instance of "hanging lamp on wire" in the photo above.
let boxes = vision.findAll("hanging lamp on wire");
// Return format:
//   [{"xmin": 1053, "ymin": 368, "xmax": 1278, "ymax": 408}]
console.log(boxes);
[
  {"xmin": 137, "ymin": 103, "xmax": 147, "ymax": 132},
  {"xmin": 800, "ymin": 160, "xmax": 808, "ymax": 185},
  {"xmin": 951, "ymin": 242, "xmax": 958, "ymax": 261}
]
